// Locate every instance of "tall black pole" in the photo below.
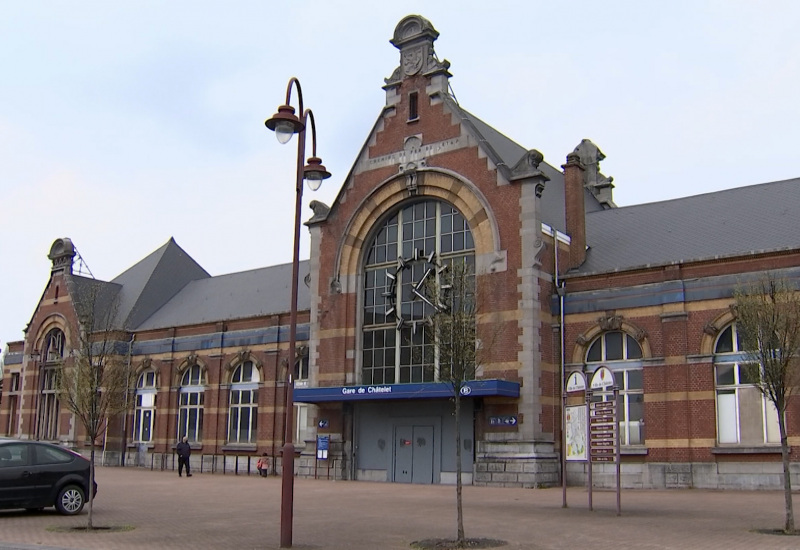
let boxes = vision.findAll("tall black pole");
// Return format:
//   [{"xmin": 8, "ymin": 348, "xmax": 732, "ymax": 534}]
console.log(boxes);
[{"xmin": 280, "ymin": 111, "xmax": 306, "ymax": 549}]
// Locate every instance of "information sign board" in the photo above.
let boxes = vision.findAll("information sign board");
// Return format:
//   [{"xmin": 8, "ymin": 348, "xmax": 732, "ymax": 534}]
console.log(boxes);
[{"xmin": 316, "ymin": 435, "xmax": 330, "ymax": 460}]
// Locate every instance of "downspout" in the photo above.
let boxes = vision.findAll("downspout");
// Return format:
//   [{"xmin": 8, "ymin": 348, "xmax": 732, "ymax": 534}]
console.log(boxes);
[
  {"xmin": 120, "ymin": 333, "xmax": 135, "ymax": 466},
  {"xmin": 167, "ymin": 332, "xmax": 176, "ymax": 465},
  {"xmin": 556, "ymin": 237, "xmax": 567, "ymax": 506},
  {"xmin": 216, "ymin": 353, "xmax": 224, "ymax": 468},
  {"xmin": 272, "ymin": 350, "xmax": 280, "ymax": 474}
]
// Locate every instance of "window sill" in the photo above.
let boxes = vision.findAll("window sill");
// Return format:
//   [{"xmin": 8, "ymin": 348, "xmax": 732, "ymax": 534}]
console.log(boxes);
[
  {"xmin": 620, "ymin": 446, "xmax": 648, "ymax": 456},
  {"xmin": 127, "ymin": 443, "xmax": 155, "ymax": 449},
  {"xmin": 712, "ymin": 446, "xmax": 786, "ymax": 455},
  {"xmin": 221, "ymin": 444, "xmax": 257, "ymax": 452}
]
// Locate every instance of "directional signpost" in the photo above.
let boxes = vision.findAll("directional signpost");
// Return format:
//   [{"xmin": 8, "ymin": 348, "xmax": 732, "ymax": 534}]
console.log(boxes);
[
  {"xmin": 588, "ymin": 366, "xmax": 621, "ymax": 515},
  {"xmin": 563, "ymin": 372, "xmax": 587, "ymax": 508}
]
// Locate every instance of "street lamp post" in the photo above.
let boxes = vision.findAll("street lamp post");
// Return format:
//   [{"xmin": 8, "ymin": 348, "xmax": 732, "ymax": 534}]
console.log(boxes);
[{"xmin": 265, "ymin": 77, "xmax": 331, "ymax": 549}]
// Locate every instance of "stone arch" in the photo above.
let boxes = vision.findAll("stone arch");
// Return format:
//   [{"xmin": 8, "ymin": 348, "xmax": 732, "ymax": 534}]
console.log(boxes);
[
  {"xmin": 333, "ymin": 169, "xmax": 501, "ymax": 293},
  {"xmin": 33, "ymin": 315, "xmax": 70, "ymax": 357},
  {"xmin": 174, "ymin": 354, "xmax": 208, "ymax": 387},
  {"xmin": 700, "ymin": 308, "xmax": 738, "ymax": 356},
  {"xmin": 223, "ymin": 350, "xmax": 263, "ymax": 385},
  {"xmin": 572, "ymin": 319, "xmax": 651, "ymax": 364},
  {"xmin": 133, "ymin": 358, "xmax": 159, "ymax": 386}
]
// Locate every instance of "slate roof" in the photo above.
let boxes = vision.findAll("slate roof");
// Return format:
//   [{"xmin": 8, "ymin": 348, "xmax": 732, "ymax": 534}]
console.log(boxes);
[
  {"xmin": 445, "ymin": 97, "xmax": 800, "ymax": 276},
  {"xmin": 578, "ymin": 177, "xmax": 800, "ymax": 275},
  {"xmin": 109, "ymin": 238, "xmax": 210, "ymax": 330},
  {"xmin": 134, "ymin": 260, "xmax": 310, "ymax": 331},
  {"xmin": 451, "ymin": 98, "xmax": 605, "ymax": 232},
  {"xmin": 68, "ymin": 276, "xmax": 122, "ymax": 331}
]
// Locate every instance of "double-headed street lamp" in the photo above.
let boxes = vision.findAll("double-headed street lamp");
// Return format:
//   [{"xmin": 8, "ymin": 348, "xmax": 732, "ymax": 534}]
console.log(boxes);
[{"xmin": 265, "ymin": 77, "xmax": 331, "ymax": 549}]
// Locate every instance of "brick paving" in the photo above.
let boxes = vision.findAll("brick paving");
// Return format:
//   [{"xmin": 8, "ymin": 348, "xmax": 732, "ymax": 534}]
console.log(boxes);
[{"xmin": 0, "ymin": 466, "xmax": 798, "ymax": 549}]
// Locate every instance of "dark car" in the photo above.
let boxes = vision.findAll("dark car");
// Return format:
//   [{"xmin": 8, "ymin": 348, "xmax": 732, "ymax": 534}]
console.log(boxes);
[{"xmin": 0, "ymin": 440, "xmax": 97, "ymax": 515}]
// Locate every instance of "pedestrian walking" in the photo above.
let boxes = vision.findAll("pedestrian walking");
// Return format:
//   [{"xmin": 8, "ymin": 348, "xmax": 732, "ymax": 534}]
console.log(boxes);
[
  {"xmin": 256, "ymin": 453, "xmax": 269, "ymax": 477},
  {"xmin": 177, "ymin": 436, "xmax": 192, "ymax": 477}
]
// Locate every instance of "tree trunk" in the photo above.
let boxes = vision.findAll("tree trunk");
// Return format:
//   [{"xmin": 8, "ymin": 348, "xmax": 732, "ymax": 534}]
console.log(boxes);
[
  {"xmin": 455, "ymin": 391, "xmax": 465, "ymax": 544},
  {"xmin": 778, "ymin": 414, "xmax": 795, "ymax": 533},
  {"xmin": 88, "ymin": 443, "xmax": 95, "ymax": 529}
]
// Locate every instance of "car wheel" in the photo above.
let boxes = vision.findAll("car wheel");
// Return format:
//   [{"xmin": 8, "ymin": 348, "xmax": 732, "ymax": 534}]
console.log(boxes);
[{"xmin": 55, "ymin": 485, "xmax": 85, "ymax": 515}]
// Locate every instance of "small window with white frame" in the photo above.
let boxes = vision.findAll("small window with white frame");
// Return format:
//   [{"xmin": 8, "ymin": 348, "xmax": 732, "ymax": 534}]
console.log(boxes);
[
  {"xmin": 294, "ymin": 347, "xmax": 309, "ymax": 388},
  {"xmin": 133, "ymin": 370, "xmax": 158, "ymax": 443}
]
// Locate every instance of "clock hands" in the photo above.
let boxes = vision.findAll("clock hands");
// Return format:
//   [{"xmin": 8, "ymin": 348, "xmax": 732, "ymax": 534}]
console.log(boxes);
[{"xmin": 385, "ymin": 249, "xmax": 451, "ymax": 326}]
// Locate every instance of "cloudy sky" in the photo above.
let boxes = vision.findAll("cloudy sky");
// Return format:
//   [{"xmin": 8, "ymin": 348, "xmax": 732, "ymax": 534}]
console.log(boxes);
[{"xmin": 1, "ymin": 1, "xmax": 799, "ymax": 353}]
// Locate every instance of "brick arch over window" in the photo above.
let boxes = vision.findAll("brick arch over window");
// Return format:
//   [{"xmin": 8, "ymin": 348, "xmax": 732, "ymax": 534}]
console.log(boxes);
[
  {"xmin": 173, "ymin": 355, "xmax": 208, "ymax": 387},
  {"xmin": 223, "ymin": 350, "xmax": 263, "ymax": 384},
  {"xmin": 33, "ymin": 315, "xmax": 70, "ymax": 358},
  {"xmin": 333, "ymin": 169, "xmax": 501, "ymax": 292},
  {"xmin": 133, "ymin": 360, "xmax": 159, "ymax": 387},
  {"xmin": 699, "ymin": 308, "xmax": 737, "ymax": 355},
  {"xmin": 571, "ymin": 320, "xmax": 651, "ymax": 364}
]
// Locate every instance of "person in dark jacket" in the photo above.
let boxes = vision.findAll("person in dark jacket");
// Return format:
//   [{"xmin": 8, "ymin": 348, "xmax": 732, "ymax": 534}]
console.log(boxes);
[{"xmin": 177, "ymin": 436, "xmax": 192, "ymax": 477}]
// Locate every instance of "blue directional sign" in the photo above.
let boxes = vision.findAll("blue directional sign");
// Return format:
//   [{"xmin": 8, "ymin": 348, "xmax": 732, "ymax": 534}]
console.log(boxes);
[
  {"xmin": 489, "ymin": 415, "xmax": 518, "ymax": 426},
  {"xmin": 294, "ymin": 379, "xmax": 519, "ymax": 403}
]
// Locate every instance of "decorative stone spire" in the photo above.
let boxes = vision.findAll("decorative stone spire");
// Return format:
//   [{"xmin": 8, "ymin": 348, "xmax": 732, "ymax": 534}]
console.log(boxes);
[
  {"xmin": 383, "ymin": 15, "xmax": 451, "ymax": 91},
  {"xmin": 48, "ymin": 238, "xmax": 76, "ymax": 274}
]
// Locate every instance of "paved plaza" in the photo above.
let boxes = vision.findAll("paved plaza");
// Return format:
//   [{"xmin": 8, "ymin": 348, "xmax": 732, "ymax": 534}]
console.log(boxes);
[{"xmin": 0, "ymin": 466, "xmax": 798, "ymax": 549}]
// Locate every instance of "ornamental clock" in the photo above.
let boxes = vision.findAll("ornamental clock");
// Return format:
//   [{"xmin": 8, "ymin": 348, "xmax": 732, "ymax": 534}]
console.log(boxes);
[{"xmin": 383, "ymin": 249, "xmax": 450, "ymax": 332}]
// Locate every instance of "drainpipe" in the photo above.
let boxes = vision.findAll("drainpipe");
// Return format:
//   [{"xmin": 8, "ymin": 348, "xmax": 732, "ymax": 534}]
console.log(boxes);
[
  {"xmin": 555, "ymin": 236, "xmax": 567, "ymax": 507},
  {"xmin": 120, "ymin": 333, "xmax": 135, "ymax": 466},
  {"xmin": 272, "ymin": 351, "xmax": 280, "ymax": 474}
]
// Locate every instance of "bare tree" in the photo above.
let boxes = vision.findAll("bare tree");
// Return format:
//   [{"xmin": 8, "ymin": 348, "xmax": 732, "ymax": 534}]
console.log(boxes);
[
  {"xmin": 423, "ymin": 259, "xmax": 496, "ymax": 546},
  {"xmin": 58, "ymin": 281, "xmax": 131, "ymax": 528},
  {"xmin": 734, "ymin": 274, "xmax": 799, "ymax": 534}
]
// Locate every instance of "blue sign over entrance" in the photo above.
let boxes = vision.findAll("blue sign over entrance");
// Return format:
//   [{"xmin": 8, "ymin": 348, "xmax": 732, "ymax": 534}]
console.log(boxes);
[{"xmin": 294, "ymin": 379, "xmax": 519, "ymax": 403}]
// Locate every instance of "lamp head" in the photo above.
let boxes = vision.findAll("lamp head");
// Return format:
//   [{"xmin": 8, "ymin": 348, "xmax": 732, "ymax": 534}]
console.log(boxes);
[
  {"xmin": 303, "ymin": 157, "xmax": 331, "ymax": 191},
  {"xmin": 265, "ymin": 105, "xmax": 304, "ymax": 144}
]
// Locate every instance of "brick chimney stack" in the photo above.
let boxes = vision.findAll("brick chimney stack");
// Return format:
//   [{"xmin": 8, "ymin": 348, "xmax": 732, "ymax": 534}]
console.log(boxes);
[{"xmin": 562, "ymin": 152, "xmax": 586, "ymax": 269}]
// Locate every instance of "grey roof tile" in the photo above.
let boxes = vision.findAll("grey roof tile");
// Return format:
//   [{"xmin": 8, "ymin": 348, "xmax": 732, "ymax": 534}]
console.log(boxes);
[
  {"xmin": 110, "ymin": 238, "xmax": 210, "ymax": 330},
  {"xmin": 453, "ymin": 100, "xmax": 603, "ymax": 231},
  {"xmin": 134, "ymin": 260, "xmax": 310, "ymax": 331},
  {"xmin": 578, "ymin": 177, "xmax": 800, "ymax": 274}
]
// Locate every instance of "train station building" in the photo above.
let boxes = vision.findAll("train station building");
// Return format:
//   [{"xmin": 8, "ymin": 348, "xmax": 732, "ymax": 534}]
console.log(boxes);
[{"xmin": 2, "ymin": 15, "xmax": 799, "ymax": 489}]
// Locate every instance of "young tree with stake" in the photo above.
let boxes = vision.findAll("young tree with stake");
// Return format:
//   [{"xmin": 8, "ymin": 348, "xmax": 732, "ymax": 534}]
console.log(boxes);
[
  {"xmin": 734, "ymin": 275, "xmax": 799, "ymax": 534},
  {"xmin": 58, "ymin": 281, "xmax": 131, "ymax": 529}
]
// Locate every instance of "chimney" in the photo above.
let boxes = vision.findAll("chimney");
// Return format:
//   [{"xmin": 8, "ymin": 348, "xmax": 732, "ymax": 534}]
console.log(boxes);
[
  {"xmin": 562, "ymin": 152, "xmax": 586, "ymax": 269},
  {"xmin": 573, "ymin": 138, "xmax": 616, "ymax": 209}
]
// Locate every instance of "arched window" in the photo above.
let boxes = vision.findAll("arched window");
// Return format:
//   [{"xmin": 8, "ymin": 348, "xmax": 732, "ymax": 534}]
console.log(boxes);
[
  {"xmin": 43, "ymin": 328, "xmax": 64, "ymax": 363},
  {"xmin": 714, "ymin": 323, "xmax": 780, "ymax": 445},
  {"xmin": 38, "ymin": 328, "xmax": 65, "ymax": 440},
  {"xmin": 228, "ymin": 361, "xmax": 259, "ymax": 444},
  {"xmin": 362, "ymin": 199, "xmax": 475, "ymax": 385},
  {"xmin": 585, "ymin": 331, "xmax": 644, "ymax": 446},
  {"xmin": 133, "ymin": 370, "xmax": 157, "ymax": 443},
  {"xmin": 178, "ymin": 364, "xmax": 206, "ymax": 442}
]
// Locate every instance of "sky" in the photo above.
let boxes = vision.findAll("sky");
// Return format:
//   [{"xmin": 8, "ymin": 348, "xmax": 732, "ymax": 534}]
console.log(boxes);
[{"xmin": 2, "ymin": 1, "xmax": 799, "ymax": 355}]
